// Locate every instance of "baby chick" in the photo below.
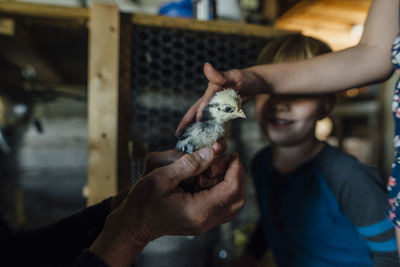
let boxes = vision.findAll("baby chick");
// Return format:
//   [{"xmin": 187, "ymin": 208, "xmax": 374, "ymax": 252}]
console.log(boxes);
[
  {"xmin": 175, "ymin": 89, "xmax": 246, "ymax": 153},
  {"xmin": 176, "ymin": 89, "xmax": 246, "ymax": 153},
  {"xmin": 175, "ymin": 89, "xmax": 246, "ymax": 192}
]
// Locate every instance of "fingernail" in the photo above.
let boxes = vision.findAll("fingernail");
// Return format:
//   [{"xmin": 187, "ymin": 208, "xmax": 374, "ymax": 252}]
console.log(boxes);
[
  {"xmin": 198, "ymin": 147, "xmax": 213, "ymax": 160},
  {"xmin": 212, "ymin": 142, "xmax": 220, "ymax": 152}
]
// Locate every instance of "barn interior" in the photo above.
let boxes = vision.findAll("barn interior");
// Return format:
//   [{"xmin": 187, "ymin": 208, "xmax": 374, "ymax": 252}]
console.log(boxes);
[{"xmin": 0, "ymin": 0, "xmax": 395, "ymax": 266}]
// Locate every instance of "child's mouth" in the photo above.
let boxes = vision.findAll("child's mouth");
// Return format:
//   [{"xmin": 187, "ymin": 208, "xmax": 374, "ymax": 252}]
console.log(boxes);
[{"xmin": 268, "ymin": 119, "xmax": 294, "ymax": 128}]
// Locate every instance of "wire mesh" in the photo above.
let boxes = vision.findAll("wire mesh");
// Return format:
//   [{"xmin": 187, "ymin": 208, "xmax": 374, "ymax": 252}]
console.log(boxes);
[{"xmin": 130, "ymin": 24, "xmax": 273, "ymax": 153}]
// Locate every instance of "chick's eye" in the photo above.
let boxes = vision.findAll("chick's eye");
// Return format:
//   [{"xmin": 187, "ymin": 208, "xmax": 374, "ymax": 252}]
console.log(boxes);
[{"xmin": 224, "ymin": 106, "xmax": 233, "ymax": 113}]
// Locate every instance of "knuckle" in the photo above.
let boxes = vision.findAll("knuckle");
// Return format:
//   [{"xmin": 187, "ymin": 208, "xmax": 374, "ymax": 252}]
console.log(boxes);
[
  {"xmin": 146, "ymin": 151, "xmax": 158, "ymax": 160},
  {"xmin": 180, "ymin": 154, "xmax": 201, "ymax": 173},
  {"xmin": 148, "ymin": 169, "xmax": 165, "ymax": 189}
]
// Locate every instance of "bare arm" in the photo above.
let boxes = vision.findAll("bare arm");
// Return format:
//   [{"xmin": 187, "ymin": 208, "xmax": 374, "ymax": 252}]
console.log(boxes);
[
  {"xmin": 250, "ymin": 0, "xmax": 398, "ymax": 94},
  {"xmin": 176, "ymin": 0, "xmax": 399, "ymax": 134}
]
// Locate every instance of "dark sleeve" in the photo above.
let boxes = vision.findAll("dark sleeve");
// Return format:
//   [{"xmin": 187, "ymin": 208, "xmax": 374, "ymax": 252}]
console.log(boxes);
[
  {"xmin": 244, "ymin": 221, "xmax": 269, "ymax": 260},
  {"xmin": 73, "ymin": 250, "xmax": 109, "ymax": 267},
  {"xmin": 0, "ymin": 198, "xmax": 111, "ymax": 266},
  {"xmin": 321, "ymin": 150, "xmax": 399, "ymax": 267},
  {"xmin": 245, "ymin": 147, "xmax": 270, "ymax": 260}
]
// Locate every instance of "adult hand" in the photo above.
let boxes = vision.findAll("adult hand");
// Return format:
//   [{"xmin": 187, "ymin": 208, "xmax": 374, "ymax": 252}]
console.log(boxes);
[
  {"xmin": 143, "ymin": 149, "xmax": 230, "ymax": 193},
  {"xmin": 90, "ymin": 146, "xmax": 246, "ymax": 267},
  {"xmin": 141, "ymin": 139, "xmax": 227, "ymax": 176},
  {"xmin": 110, "ymin": 139, "xmax": 227, "ymax": 210},
  {"xmin": 175, "ymin": 63, "xmax": 264, "ymax": 136}
]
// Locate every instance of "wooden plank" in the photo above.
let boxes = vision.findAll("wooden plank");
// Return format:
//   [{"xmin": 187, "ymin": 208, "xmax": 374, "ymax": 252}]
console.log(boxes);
[
  {"xmin": 131, "ymin": 13, "xmax": 295, "ymax": 37},
  {"xmin": 262, "ymin": 0, "xmax": 279, "ymax": 22},
  {"xmin": 87, "ymin": 3, "xmax": 120, "ymax": 206},
  {"xmin": 0, "ymin": 1, "xmax": 89, "ymax": 20},
  {"xmin": 0, "ymin": 1, "xmax": 292, "ymax": 38}
]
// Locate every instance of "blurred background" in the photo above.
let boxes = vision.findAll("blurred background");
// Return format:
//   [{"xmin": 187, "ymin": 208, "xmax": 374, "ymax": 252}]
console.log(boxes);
[{"xmin": 0, "ymin": 0, "xmax": 395, "ymax": 266}]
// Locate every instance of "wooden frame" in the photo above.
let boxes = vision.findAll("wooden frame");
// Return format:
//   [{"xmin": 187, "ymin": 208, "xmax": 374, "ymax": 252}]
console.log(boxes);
[{"xmin": 87, "ymin": 3, "xmax": 131, "ymax": 205}]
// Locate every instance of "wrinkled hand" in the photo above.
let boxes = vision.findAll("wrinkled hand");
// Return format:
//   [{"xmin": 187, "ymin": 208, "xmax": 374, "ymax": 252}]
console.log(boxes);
[
  {"xmin": 91, "ymin": 146, "xmax": 246, "ymax": 266},
  {"xmin": 114, "ymin": 146, "xmax": 246, "ymax": 245},
  {"xmin": 143, "ymin": 139, "xmax": 228, "ymax": 192},
  {"xmin": 175, "ymin": 63, "xmax": 262, "ymax": 136},
  {"xmin": 110, "ymin": 140, "xmax": 228, "ymax": 210},
  {"xmin": 141, "ymin": 139, "xmax": 227, "ymax": 176}
]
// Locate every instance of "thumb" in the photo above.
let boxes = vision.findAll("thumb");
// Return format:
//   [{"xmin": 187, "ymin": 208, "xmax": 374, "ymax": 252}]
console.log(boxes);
[
  {"xmin": 149, "ymin": 147, "xmax": 215, "ymax": 193},
  {"xmin": 203, "ymin": 62, "xmax": 226, "ymax": 86}
]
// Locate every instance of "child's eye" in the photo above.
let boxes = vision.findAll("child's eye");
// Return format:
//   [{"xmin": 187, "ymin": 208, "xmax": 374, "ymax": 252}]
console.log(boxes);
[{"xmin": 224, "ymin": 106, "xmax": 233, "ymax": 113}]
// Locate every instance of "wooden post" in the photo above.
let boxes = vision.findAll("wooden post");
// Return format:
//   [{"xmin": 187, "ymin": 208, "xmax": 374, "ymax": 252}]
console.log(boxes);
[{"xmin": 87, "ymin": 3, "xmax": 131, "ymax": 205}]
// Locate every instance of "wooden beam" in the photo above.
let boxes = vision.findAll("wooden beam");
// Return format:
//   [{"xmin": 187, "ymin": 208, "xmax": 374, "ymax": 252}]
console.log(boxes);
[
  {"xmin": 131, "ymin": 13, "xmax": 294, "ymax": 38},
  {"xmin": 262, "ymin": 0, "xmax": 279, "ymax": 23},
  {"xmin": 0, "ymin": 1, "xmax": 88, "ymax": 20},
  {"xmin": 87, "ymin": 3, "xmax": 127, "ymax": 205}
]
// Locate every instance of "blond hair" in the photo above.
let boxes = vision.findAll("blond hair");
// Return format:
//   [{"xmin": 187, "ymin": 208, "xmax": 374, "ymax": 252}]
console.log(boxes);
[
  {"xmin": 257, "ymin": 34, "xmax": 332, "ymax": 65},
  {"xmin": 257, "ymin": 34, "xmax": 336, "ymax": 107}
]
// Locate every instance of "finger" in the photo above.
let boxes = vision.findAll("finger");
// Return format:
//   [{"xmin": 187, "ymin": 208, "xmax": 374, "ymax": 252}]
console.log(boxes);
[
  {"xmin": 226, "ymin": 153, "xmax": 246, "ymax": 185},
  {"xmin": 204, "ymin": 64, "xmax": 245, "ymax": 90},
  {"xmin": 175, "ymin": 98, "xmax": 203, "ymax": 136},
  {"xmin": 149, "ymin": 147, "xmax": 215, "ymax": 193},
  {"xmin": 203, "ymin": 62, "xmax": 227, "ymax": 87},
  {"xmin": 220, "ymin": 69, "xmax": 245, "ymax": 88},
  {"xmin": 202, "ymin": 170, "xmax": 246, "ymax": 227},
  {"xmin": 195, "ymin": 175, "xmax": 223, "ymax": 189},
  {"xmin": 206, "ymin": 156, "xmax": 230, "ymax": 178},
  {"xmin": 143, "ymin": 150, "xmax": 185, "ymax": 176},
  {"xmin": 211, "ymin": 138, "xmax": 227, "ymax": 155},
  {"xmin": 206, "ymin": 153, "xmax": 246, "ymax": 206}
]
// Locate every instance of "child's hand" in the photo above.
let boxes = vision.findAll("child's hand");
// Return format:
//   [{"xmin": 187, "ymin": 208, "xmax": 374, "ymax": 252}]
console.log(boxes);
[{"xmin": 175, "ymin": 63, "xmax": 262, "ymax": 136}]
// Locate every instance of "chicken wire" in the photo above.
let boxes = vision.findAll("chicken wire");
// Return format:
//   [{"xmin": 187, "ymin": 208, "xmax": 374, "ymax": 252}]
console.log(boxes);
[{"xmin": 130, "ymin": 24, "xmax": 273, "ymax": 153}]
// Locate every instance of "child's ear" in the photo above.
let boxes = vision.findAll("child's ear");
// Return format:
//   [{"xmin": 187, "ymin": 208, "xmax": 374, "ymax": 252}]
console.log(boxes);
[
  {"xmin": 318, "ymin": 95, "xmax": 336, "ymax": 120},
  {"xmin": 318, "ymin": 101, "xmax": 334, "ymax": 120}
]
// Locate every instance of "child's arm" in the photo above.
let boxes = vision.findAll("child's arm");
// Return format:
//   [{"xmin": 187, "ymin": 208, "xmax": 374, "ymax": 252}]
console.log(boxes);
[
  {"xmin": 176, "ymin": 0, "xmax": 398, "ymax": 133},
  {"xmin": 245, "ymin": 0, "xmax": 398, "ymax": 95},
  {"xmin": 327, "ymin": 163, "xmax": 399, "ymax": 265}
]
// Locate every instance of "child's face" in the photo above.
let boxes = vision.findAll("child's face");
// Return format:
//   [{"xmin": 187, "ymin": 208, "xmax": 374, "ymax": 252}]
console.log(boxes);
[{"xmin": 255, "ymin": 94, "xmax": 325, "ymax": 146}]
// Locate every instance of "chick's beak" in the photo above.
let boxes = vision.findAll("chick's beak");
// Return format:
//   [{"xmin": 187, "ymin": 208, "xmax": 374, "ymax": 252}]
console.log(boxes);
[{"xmin": 236, "ymin": 109, "xmax": 246, "ymax": 119}]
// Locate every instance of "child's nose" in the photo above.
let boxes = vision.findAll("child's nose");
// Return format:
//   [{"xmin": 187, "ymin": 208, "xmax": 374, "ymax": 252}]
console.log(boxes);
[{"xmin": 270, "ymin": 101, "xmax": 290, "ymax": 112}]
